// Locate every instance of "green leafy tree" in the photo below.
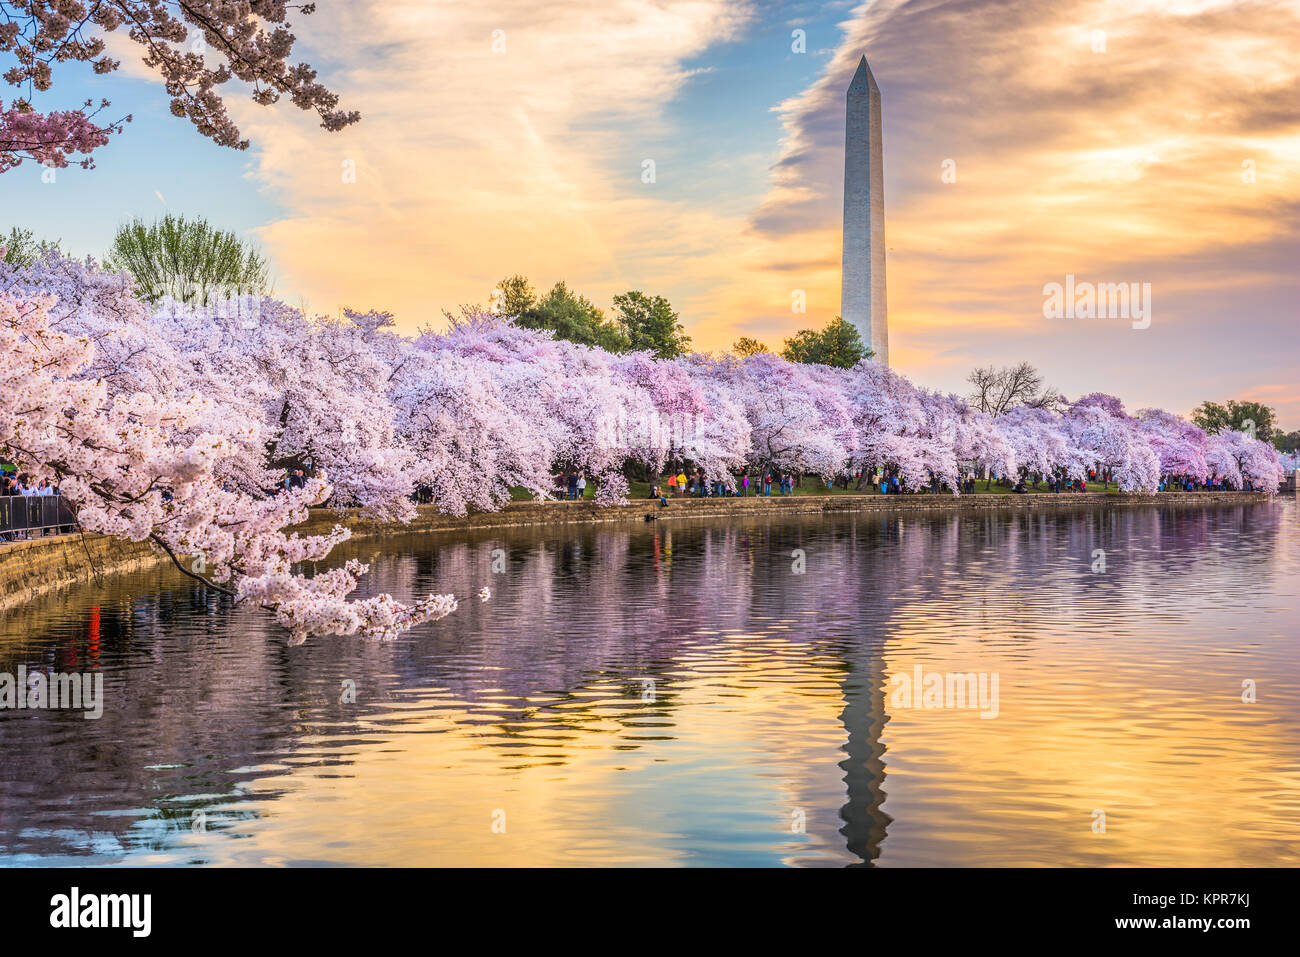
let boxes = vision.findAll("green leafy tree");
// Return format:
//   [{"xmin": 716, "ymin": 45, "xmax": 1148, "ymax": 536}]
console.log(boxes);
[
  {"xmin": 1, "ymin": 225, "xmax": 62, "ymax": 266},
  {"xmin": 509, "ymin": 279, "xmax": 629, "ymax": 351},
  {"xmin": 781, "ymin": 316, "xmax": 871, "ymax": 369},
  {"xmin": 106, "ymin": 214, "xmax": 271, "ymax": 305},
  {"xmin": 610, "ymin": 290, "xmax": 691, "ymax": 358},
  {"xmin": 494, "ymin": 274, "xmax": 537, "ymax": 319},
  {"xmin": 1191, "ymin": 401, "xmax": 1231, "ymax": 434},
  {"xmin": 731, "ymin": 336, "xmax": 770, "ymax": 357},
  {"xmin": 1272, "ymin": 430, "xmax": 1299, "ymax": 453},
  {"xmin": 1192, "ymin": 399, "xmax": 1277, "ymax": 442}
]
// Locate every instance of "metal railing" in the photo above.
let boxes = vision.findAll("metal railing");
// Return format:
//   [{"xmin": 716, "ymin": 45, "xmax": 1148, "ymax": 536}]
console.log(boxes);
[{"xmin": 0, "ymin": 495, "xmax": 77, "ymax": 539}]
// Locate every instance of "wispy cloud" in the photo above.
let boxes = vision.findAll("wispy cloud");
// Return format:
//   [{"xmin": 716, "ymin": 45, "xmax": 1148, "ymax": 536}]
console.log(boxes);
[{"xmin": 224, "ymin": 0, "xmax": 755, "ymax": 323}]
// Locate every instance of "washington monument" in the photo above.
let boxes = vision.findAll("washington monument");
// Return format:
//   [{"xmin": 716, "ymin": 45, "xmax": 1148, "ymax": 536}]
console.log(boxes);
[{"xmin": 841, "ymin": 54, "xmax": 888, "ymax": 365}]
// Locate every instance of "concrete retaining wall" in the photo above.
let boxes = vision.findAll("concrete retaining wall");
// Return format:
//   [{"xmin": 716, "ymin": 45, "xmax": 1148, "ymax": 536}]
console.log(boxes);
[
  {"xmin": 293, "ymin": 490, "xmax": 1275, "ymax": 541},
  {"xmin": 0, "ymin": 532, "xmax": 164, "ymax": 613}
]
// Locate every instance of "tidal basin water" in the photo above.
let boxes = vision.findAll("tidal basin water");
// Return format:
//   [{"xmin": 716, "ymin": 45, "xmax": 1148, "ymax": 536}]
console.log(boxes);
[{"xmin": 2, "ymin": 500, "xmax": 1298, "ymax": 866}]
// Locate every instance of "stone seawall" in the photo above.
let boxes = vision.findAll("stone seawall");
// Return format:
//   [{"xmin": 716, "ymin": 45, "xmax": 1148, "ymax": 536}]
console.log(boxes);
[
  {"xmin": 0, "ymin": 490, "xmax": 1280, "ymax": 611},
  {"xmin": 0, "ymin": 532, "xmax": 164, "ymax": 613},
  {"xmin": 294, "ymin": 490, "xmax": 1275, "ymax": 541}
]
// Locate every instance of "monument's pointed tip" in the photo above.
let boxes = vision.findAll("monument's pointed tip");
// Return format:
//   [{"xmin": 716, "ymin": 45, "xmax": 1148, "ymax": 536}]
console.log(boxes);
[{"xmin": 849, "ymin": 54, "xmax": 877, "ymax": 92}]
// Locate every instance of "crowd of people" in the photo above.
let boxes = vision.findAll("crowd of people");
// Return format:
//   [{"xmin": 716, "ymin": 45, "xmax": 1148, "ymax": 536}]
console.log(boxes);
[
  {"xmin": 1, "ymin": 473, "xmax": 59, "ymax": 496},
  {"xmin": 1161, "ymin": 474, "xmax": 1254, "ymax": 492},
  {"xmin": 1, "ymin": 472, "xmax": 68, "ymax": 542},
  {"xmin": 646, "ymin": 468, "xmax": 803, "ymax": 502},
  {"xmin": 639, "ymin": 462, "xmax": 1280, "ymax": 506},
  {"xmin": 985, "ymin": 473, "xmax": 1092, "ymax": 493},
  {"xmin": 648, "ymin": 467, "xmax": 951, "ymax": 502}
]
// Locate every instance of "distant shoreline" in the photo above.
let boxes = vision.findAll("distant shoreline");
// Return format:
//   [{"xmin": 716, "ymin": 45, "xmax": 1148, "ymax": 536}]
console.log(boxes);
[
  {"xmin": 300, "ymin": 489, "xmax": 1282, "ymax": 542},
  {"xmin": 0, "ymin": 490, "xmax": 1283, "ymax": 613}
]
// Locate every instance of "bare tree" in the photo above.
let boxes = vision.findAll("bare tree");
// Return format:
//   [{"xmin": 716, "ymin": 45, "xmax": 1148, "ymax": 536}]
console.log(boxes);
[
  {"xmin": 967, "ymin": 362, "xmax": 1059, "ymax": 415},
  {"xmin": 1023, "ymin": 386, "xmax": 1065, "ymax": 412}
]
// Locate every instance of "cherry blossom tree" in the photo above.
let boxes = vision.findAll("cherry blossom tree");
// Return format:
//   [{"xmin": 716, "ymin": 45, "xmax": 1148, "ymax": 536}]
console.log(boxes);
[
  {"xmin": 1063, "ymin": 395, "xmax": 1160, "ymax": 492},
  {"xmin": 419, "ymin": 312, "xmax": 748, "ymax": 503},
  {"xmin": 417, "ymin": 310, "xmax": 602, "ymax": 498},
  {"xmin": 1206, "ymin": 429, "xmax": 1283, "ymax": 490},
  {"xmin": 725, "ymin": 352, "xmax": 849, "ymax": 479},
  {"xmin": 1205, "ymin": 432, "xmax": 1245, "ymax": 488},
  {"xmin": 675, "ymin": 354, "xmax": 750, "ymax": 483},
  {"xmin": 951, "ymin": 398, "xmax": 1016, "ymax": 490},
  {"xmin": 388, "ymin": 340, "xmax": 553, "ymax": 515},
  {"xmin": 840, "ymin": 359, "xmax": 929, "ymax": 488},
  {"xmin": 1241, "ymin": 435, "xmax": 1284, "ymax": 490},
  {"xmin": 240, "ymin": 303, "xmax": 418, "ymax": 517},
  {"xmin": 0, "ymin": 289, "xmax": 460, "ymax": 644},
  {"xmin": 910, "ymin": 389, "xmax": 964, "ymax": 492},
  {"xmin": 611, "ymin": 351, "xmax": 710, "ymax": 474},
  {"xmin": 996, "ymin": 405, "xmax": 1086, "ymax": 483},
  {"xmin": 1, "ymin": 249, "xmax": 276, "ymax": 490},
  {"xmin": 1135, "ymin": 408, "xmax": 1209, "ymax": 481},
  {"xmin": 1, "ymin": 1, "xmax": 358, "ymax": 172},
  {"xmin": 0, "ymin": 98, "xmax": 122, "ymax": 171}
]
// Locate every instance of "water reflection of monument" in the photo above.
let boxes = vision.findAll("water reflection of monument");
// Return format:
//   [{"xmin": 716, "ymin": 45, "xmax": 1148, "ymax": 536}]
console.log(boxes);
[{"xmin": 838, "ymin": 650, "xmax": 891, "ymax": 864}]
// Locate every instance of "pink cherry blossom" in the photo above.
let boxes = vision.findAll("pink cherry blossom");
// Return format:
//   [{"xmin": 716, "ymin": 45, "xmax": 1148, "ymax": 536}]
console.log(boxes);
[
  {"xmin": 1135, "ymin": 408, "xmax": 1209, "ymax": 480},
  {"xmin": 3, "ymin": 249, "xmax": 1282, "ymax": 648},
  {"xmin": 0, "ymin": 289, "xmax": 461, "ymax": 644}
]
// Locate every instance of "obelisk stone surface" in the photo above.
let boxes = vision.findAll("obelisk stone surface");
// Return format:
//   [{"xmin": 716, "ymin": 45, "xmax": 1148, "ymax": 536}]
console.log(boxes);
[{"xmin": 841, "ymin": 55, "xmax": 888, "ymax": 365}]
